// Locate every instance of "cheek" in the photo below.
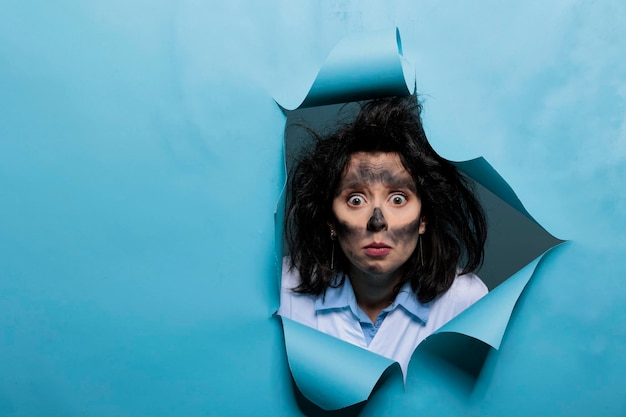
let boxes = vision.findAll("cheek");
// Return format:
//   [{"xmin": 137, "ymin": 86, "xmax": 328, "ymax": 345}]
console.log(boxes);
[
  {"xmin": 334, "ymin": 218, "xmax": 368, "ymax": 259},
  {"xmin": 335, "ymin": 219, "xmax": 362, "ymax": 240},
  {"xmin": 388, "ymin": 217, "xmax": 422, "ymax": 246},
  {"xmin": 332, "ymin": 201, "xmax": 366, "ymax": 238}
]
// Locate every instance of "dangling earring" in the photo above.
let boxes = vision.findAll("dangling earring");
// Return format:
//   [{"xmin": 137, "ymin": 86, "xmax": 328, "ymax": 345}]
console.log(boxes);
[
  {"xmin": 418, "ymin": 234, "xmax": 424, "ymax": 267},
  {"xmin": 330, "ymin": 228, "xmax": 337, "ymax": 270}
]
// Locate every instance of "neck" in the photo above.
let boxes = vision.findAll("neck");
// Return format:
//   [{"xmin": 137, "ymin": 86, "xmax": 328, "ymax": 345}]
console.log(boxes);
[{"xmin": 348, "ymin": 267, "xmax": 403, "ymax": 323}]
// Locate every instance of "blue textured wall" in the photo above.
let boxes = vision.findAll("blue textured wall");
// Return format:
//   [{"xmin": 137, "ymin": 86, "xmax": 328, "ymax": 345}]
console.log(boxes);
[{"xmin": 1, "ymin": 1, "xmax": 625, "ymax": 416}]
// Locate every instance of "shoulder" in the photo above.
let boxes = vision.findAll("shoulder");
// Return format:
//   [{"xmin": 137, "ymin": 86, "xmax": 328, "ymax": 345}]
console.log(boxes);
[
  {"xmin": 429, "ymin": 271, "xmax": 488, "ymax": 319},
  {"xmin": 281, "ymin": 257, "xmax": 302, "ymax": 290},
  {"xmin": 277, "ymin": 257, "xmax": 318, "ymax": 324},
  {"xmin": 447, "ymin": 271, "xmax": 488, "ymax": 304}
]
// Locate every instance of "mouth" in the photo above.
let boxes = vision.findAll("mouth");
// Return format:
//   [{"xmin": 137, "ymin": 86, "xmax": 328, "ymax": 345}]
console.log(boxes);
[{"xmin": 363, "ymin": 242, "xmax": 392, "ymax": 257}]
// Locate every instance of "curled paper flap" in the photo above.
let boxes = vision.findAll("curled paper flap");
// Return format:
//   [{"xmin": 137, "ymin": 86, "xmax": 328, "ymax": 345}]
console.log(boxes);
[
  {"xmin": 454, "ymin": 157, "xmax": 563, "ymax": 289},
  {"xmin": 435, "ymin": 255, "xmax": 542, "ymax": 351},
  {"xmin": 281, "ymin": 317, "xmax": 400, "ymax": 411},
  {"xmin": 405, "ymin": 249, "xmax": 560, "ymax": 399},
  {"xmin": 274, "ymin": 28, "xmax": 415, "ymax": 110},
  {"xmin": 455, "ymin": 158, "xmax": 537, "ymax": 224}
]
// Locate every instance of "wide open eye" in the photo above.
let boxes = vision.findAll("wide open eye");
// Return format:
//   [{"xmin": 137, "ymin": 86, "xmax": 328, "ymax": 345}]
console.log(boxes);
[
  {"xmin": 389, "ymin": 193, "xmax": 407, "ymax": 206},
  {"xmin": 347, "ymin": 195, "xmax": 366, "ymax": 207}
]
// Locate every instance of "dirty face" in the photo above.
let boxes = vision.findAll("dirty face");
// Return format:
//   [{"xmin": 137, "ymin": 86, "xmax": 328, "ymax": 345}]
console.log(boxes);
[{"xmin": 332, "ymin": 152, "xmax": 426, "ymax": 281}]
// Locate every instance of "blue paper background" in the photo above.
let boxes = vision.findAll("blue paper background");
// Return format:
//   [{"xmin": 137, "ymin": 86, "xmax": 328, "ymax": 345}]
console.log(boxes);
[{"xmin": 1, "ymin": 1, "xmax": 625, "ymax": 416}]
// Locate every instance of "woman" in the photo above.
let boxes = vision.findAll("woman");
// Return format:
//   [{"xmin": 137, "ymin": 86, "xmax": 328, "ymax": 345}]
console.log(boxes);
[{"xmin": 278, "ymin": 95, "xmax": 488, "ymax": 376}]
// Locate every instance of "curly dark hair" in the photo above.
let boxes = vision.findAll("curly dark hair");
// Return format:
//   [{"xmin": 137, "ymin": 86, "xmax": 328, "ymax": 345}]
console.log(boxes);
[{"xmin": 285, "ymin": 95, "xmax": 486, "ymax": 303}]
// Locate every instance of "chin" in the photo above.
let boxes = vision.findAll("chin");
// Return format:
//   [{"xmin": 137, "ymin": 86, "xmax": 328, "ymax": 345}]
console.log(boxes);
[{"xmin": 359, "ymin": 263, "xmax": 398, "ymax": 276}]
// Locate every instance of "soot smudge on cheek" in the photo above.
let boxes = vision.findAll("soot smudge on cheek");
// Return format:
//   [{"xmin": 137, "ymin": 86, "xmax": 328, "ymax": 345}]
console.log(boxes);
[
  {"xmin": 387, "ymin": 217, "xmax": 422, "ymax": 246},
  {"xmin": 335, "ymin": 220, "xmax": 364, "ymax": 260},
  {"xmin": 336, "ymin": 220, "xmax": 362, "ymax": 238}
]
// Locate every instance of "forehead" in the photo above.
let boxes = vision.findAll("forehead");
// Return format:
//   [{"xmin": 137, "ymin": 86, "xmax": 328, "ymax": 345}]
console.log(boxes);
[{"xmin": 338, "ymin": 152, "xmax": 416, "ymax": 191}]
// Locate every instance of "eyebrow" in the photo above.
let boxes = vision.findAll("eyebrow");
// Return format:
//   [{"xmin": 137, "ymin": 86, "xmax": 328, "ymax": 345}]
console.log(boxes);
[{"xmin": 338, "ymin": 169, "xmax": 418, "ymax": 194}]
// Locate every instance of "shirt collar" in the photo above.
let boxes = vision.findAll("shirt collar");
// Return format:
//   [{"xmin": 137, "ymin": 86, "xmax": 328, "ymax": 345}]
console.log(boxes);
[
  {"xmin": 392, "ymin": 283, "xmax": 430, "ymax": 324},
  {"xmin": 314, "ymin": 275, "xmax": 430, "ymax": 324}
]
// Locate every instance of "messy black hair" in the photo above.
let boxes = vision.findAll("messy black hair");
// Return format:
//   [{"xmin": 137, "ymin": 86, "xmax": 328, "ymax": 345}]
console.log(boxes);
[{"xmin": 286, "ymin": 95, "xmax": 486, "ymax": 303}]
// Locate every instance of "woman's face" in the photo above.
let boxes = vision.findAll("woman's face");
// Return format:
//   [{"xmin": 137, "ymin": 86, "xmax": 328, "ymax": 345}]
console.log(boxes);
[{"xmin": 332, "ymin": 152, "xmax": 426, "ymax": 279}]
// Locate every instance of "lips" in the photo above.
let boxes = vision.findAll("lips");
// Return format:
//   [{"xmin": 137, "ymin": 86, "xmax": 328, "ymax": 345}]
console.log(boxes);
[{"xmin": 364, "ymin": 242, "xmax": 392, "ymax": 257}]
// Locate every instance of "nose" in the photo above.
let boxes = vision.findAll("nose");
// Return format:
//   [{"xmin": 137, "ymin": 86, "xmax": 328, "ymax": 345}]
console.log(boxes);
[{"xmin": 367, "ymin": 207, "xmax": 387, "ymax": 232}]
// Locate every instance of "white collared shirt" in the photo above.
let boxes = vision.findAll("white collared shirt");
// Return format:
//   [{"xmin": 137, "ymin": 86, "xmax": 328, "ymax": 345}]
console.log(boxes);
[{"xmin": 278, "ymin": 258, "xmax": 488, "ymax": 376}]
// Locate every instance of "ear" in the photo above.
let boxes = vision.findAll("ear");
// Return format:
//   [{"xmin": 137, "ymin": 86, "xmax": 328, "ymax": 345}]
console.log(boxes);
[
  {"xmin": 418, "ymin": 216, "xmax": 427, "ymax": 234},
  {"xmin": 327, "ymin": 221, "xmax": 337, "ymax": 238}
]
